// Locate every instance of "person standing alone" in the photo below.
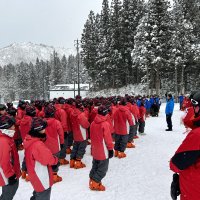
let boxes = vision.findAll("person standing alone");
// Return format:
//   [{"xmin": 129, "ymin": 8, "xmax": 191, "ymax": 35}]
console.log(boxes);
[{"xmin": 165, "ymin": 94, "xmax": 174, "ymax": 131}]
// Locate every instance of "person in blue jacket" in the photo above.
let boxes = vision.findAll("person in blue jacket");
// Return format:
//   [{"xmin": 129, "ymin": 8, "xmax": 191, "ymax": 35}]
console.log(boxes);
[
  {"xmin": 165, "ymin": 93, "xmax": 174, "ymax": 131},
  {"xmin": 178, "ymin": 94, "xmax": 184, "ymax": 110}
]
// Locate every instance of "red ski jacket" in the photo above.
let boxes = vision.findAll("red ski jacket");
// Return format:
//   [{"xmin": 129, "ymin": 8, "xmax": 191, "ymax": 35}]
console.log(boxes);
[
  {"xmin": 17, "ymin": 108, "xmax": 25, "ymax": 121},
  {"xmin": 131, "ymin": 104, "xmax": 140, "ymax": 122},
  {"xmin": 13, "ymin": 117, "xmax": 21, "ymax": 140},
  {"xmin": 63, "ymin": 104, "xmax": 74, "ymax": 132},
  {"xmin": 19, "ymin": 115, "xmax": 32, "ymax": 141},
  {"xmin": 89, "ymin": 107, "xmax": 98, "ymax": 123},
  {"xmin": 44, "ymin": 118, "xmax": 64, "ymax": 154},
  {"xmin": 183, "ymin": 107, "xmax": 195, "ymax": 129},
  {"xmin": 0, "ymin": 131, "xmax": 21, "ymax": 186},
  {"xmin": 139, "ymin": 106, "xmax": 146, "ymax": 122},
  {"xmin": 70, "ymin": 108, "xmax": 90, "ymax": 142},
  {"xmin": 113, "ymin": 105, "xmax": 133, "ymax": 135},
  {"xmin": 170, "ymin": 127, "xmax": 200, "ymax": 200},
  {"xmin": 106, "ymin": 114, "xmax": 114, "ymax": 134},
  {"xmin": 24, "ymin": 135, "xmax": 58, "ymax": 192},
  {"xmin": 55, "ymin": 104, "xmax": 68, "ymax": 132},
  {"xmin": 126, "ymin": 103, "xmax": 136, "ymax": 125},
  {"xmin": 90, "ymin": 114, "xmax": 114, "ymax": 160}
]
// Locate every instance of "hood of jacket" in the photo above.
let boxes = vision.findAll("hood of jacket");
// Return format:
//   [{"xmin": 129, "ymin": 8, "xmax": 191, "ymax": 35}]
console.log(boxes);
[
  {"xmin": 94, "ymin": 114, "xmax": 107, "ymax": 124},
  {"xmin": 71, "ymin": 108, "xmax": 82, "ymax": 117},
  {"xmin": 20, "ymin": 115, "xmax": 32, "ymax": 126},
  {"xmin": 118, "ymin": 105, "xmax": 128, "ymax": 112},
  {"xmin": 23, "ymin": 134, "xmax": 41, "ymax": 149}
]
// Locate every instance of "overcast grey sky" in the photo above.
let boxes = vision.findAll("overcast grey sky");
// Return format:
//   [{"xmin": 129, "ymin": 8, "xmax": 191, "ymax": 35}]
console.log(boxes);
[{"xmin": 0, "ymin": 0, "xmax": 103, "ymax": 49}]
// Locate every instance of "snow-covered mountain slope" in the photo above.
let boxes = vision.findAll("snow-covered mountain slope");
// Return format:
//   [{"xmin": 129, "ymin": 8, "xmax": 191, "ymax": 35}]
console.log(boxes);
[
  {"xmin": 0, "ymin": 103, "xmax": 186, "ymax": 200},
  {"xmin": 0, "ymin": 42, "xmax": 75, "ymax": 66}
]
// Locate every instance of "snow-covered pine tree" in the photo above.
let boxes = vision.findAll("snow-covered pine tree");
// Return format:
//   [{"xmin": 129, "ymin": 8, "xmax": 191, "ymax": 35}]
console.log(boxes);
[
  {"xmin": 29, "ymin": 62, "xmax": 39, "ymax": 100},
  {"xmin": 179, "ymin": 0, "xmax": 200, "ymax": 42},
  {"xmin": 16, "ymin": 62, "xmax": 30, "ymax": 100},
  {"xmin": 81, "ymin": 11, "xmax": 100, "ymax": 87},
  {"xmin": 169, "ymin": 0, "xmax": 196, "ymax": 95},
  {"xmin": 132, "ymin": 13, "xmax": 153, "ymax": 94},
  {"xmin": 2, "ymin": 64, "xmax": 17, "ymax": 101},
  {"xmin": 67, "ymin": 55, "xmax": 77, "ymax": 84},
  {"xmin": 50, "ymin": 51, "xmax": 64, "ymax": 85},
  {"xmin": 120, "ymin": 0, "xmax": 145, "ymax": 85},
  {"xmin": 61, "ymin": 55, "xmax": 68, "ymax": 83},
  {"xmin": 109, "ymin": 0, "xmax": 123, "ymax": 88},
  {"xmin": 95, "ymin": 0, "xmax": 112, "ymax": 89},
  {"xmin": 133, "ymin": 0, "xmax": 171, "ymax": 95}
]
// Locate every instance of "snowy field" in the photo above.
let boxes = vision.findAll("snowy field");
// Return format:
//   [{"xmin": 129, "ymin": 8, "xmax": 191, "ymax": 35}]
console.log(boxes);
[{"xmin": 1, "ymin": 103, "xmax": 186, "ymax": 200}]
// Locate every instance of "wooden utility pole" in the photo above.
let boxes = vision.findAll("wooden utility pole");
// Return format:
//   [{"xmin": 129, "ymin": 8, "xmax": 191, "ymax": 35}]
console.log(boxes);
[{"xmin": 74, "ymin": 39, "xmax": 81, "ymax": 96}]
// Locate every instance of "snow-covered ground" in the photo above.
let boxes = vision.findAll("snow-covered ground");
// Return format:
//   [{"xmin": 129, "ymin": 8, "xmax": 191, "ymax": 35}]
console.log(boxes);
[{"xmin": 1, "ymin": 103, "xmax": 186, "ymax": 200}]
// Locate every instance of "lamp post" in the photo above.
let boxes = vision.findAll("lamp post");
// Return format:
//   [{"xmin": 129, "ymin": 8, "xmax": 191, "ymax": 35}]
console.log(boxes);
[{"xmin": 74, "ymin": 39, "xmax": 81, "ymax": 96}]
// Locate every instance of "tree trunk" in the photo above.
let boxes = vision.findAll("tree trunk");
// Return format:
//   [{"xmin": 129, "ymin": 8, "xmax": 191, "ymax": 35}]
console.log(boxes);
[
  {"xmin": 175, "ymin": 66, "xmax": 178, "ymax": 103},
  {"xmin": 146, "ymin": 66, "xmax": 150, "ymax": 96},
  {"xmin": 180, "ymin": 65, "xmax": 185, "ymax": 94},
  {"xmin": 155, "ymin": 70, "xmax": 160, "ymax": 95}
]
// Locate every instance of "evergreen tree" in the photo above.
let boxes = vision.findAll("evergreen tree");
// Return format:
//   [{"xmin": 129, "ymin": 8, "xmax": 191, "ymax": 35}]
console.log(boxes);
[
  {"xmin": 109, "ymin": 0, "xmax": 123, "ymax": 88},
  {"xmin": 121, "ymin": 0, "xmax": 145, "ymax": 85},
  {"xmin": 81, "ymin": 11, "xmax": 100, "ymax": 86}
]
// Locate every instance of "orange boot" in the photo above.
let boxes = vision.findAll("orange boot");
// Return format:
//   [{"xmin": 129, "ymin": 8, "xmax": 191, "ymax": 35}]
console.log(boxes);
[
  {"xmin": 74, "ymin": 159, "xmax": 86, "ymax": 169},
  {"xmin": 59, "ymin": 158, "xmax": 69, "ymax": 165},
  {"xmin": 118, "ymin": 152, "xmax": 126, "ymax": 159},
  {"xmin": 126, "ymin": 142, "xmax": 136, "ymax": 148},
  {"xmin": 114, "ymin": 150, "xmax": 119, "ymax": 157},
  {"xmin": 89, "ymin": 179, "xmax": 105, "ymax": 191},
  {"xmin": 66, "ymin": 148, "xmax": 72, "ymax": 154},
  {"xmin": 21, "ymin": 171, "xmax": 27, "ymax": 179},
  {"xmin": 53, "ymin": 173, "xmax": 62, "ymax": 183},
  {"xmin": 70, "ymin": 159, "xmax": 75, "ymax": 168}
]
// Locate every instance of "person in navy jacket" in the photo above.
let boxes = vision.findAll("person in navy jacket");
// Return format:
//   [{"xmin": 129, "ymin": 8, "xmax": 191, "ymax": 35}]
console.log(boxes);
[{"xmin": 165, "ymin": 94, "xmax": 174, "ymax": 131}]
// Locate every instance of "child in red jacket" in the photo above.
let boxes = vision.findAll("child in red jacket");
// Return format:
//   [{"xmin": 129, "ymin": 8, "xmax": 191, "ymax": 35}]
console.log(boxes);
[
  {"xmin": 44, "ymin": 104, "xmax": 64, "ymax": 184},
  {"xmin": 90, "ymin": 105, "xmax": 114, "ymax": 191},
  {"xmin": 24, "ymin": 117, "xmax": 58, "ymax": 200},
  {"xmin": 113, "ymin": 98, "xmax": 134, "ymax": 158},
  {"xmin": 20, "ymin": 105, "xmax": 36, "ymax": 181},
  {"xmin": 138, "ymin": 101, "xmax": 146, "ymax": 135},
  {"xmin": 70, "ymin": 100, "xmax": 90, "ymax": 169},
  {"xmin": 0, "ymin": 115, "xmax": 21, "ymax": 200}
]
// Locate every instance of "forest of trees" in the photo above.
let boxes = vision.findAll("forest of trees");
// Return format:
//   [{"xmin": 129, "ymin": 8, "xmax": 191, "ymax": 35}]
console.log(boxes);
[
  {"xmin": 0, "ymin": 52, "xmax": 88, "ymax": 102},
  {"xmin": 81, "ymin": 0, "xmax": 200, "ymax": 96}
]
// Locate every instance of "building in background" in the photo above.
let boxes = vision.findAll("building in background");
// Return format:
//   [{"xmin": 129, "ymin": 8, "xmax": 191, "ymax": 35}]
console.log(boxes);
[{"xmin": 49, "ymin": 84, "xmax": 90, "ymax": 99}]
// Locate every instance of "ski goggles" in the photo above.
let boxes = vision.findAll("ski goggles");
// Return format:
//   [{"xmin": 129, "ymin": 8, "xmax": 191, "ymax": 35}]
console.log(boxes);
[{"xmin": 191, "ymin": 99, "xmax": 199, "ymax": 106}]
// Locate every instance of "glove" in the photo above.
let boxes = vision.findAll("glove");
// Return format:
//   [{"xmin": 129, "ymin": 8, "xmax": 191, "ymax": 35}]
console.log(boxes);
[
  {"xmin": 108, "ymin": 150, "xmax": 114, "ymax": 159},
  {"xmin": 170, "ymin": 173, "xmax": 181, "ymax": 200},
  {"xmin": 8, "ymin": 174, "xmax": 17, "ymax": 185}
]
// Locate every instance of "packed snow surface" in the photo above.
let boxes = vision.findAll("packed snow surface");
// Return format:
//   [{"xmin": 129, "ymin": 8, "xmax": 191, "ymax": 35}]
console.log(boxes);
[{"xmin": 1, "ymin": 103, "xmax": 185, "ymax": 200}]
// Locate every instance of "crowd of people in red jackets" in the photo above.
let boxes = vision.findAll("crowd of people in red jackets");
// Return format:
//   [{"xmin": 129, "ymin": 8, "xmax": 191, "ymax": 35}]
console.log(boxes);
[{"xmin": 0, "ymin": 94, "xmax": 148, "ymax": 200}]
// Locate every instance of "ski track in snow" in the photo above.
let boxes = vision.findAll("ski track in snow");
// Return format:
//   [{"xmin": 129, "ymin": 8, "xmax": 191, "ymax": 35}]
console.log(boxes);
[{"xmin": 0, "ymin": 103, "xmax": 185, "ymax": 200}]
